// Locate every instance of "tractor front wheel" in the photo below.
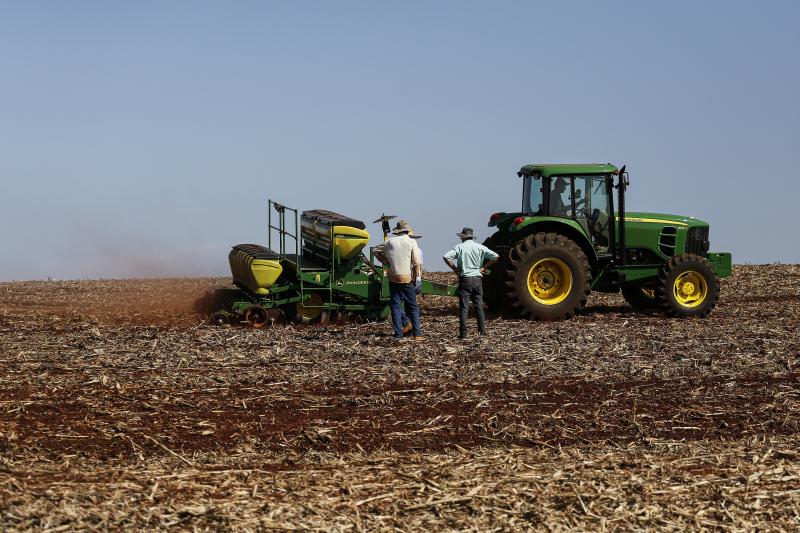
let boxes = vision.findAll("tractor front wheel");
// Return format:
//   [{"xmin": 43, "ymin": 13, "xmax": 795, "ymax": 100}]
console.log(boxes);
[
  {"xmin": 506, "ymin": 233, "xmax": 591, "ymax": 320},
  {"xmin": 655, "ymin": 254, "xmax": 720, "ymax": 317}
]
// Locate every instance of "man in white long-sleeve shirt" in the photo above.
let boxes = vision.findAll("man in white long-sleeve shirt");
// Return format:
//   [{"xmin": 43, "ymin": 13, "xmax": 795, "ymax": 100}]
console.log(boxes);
[{"xmin": 382, "ymin": 220, "xmax": 424, "ymax": 340}]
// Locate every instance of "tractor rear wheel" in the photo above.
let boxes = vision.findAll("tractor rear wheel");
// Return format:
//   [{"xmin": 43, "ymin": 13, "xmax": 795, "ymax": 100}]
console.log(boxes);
[
  {"xmin": 655, "ymin": 253, "xmax": 720, "ymax": 317},
  {"xmin": 621, "ymin": 284, "xmax": 661, "ymax": 311},
  {"xmin": 506, "ymin": 232, "xmax": 591, "ymax": 320}
]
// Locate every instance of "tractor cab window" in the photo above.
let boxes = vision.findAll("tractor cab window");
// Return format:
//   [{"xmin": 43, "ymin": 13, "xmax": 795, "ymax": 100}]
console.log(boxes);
[
  {"xmin": 548, "ymin": 176, "xmax": 585, "ymax": 218},
  {"xmin": 573, "ymin": 178, "xmax": 589, "ymax": 214},
  {"xmin": 580, "ymin": 176, "xmax": 612, "ymax": 253},
  {"xmin": 549, "ymin": 175, "xmax": 612, "ymax": 253},
  {"xmin": 522, "ymin": 175, "xmax": 544, "ymax": 215},
  {"xmin": 549, "ymin": 177, "xmax": 570, "ymax": 216}
]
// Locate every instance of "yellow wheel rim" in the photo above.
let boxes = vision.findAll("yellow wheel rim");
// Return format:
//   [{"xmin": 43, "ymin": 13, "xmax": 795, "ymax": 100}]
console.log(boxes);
[
  {"xmin": 673, "ymin": 270, "xmax": 707, "ymax": 308},
  {"xmin": 527, "ymin": 258, "xmax": 573, "ymax": 305},
  {"xmin": 297, "ymin": 292, "xmax": 324, "ymax": 321}
]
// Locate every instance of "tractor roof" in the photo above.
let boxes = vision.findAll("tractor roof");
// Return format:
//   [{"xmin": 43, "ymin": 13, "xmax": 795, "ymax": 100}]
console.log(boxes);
[{"xmin": 518, "ymin": 163, "xmax": 618, "ymax": 178}]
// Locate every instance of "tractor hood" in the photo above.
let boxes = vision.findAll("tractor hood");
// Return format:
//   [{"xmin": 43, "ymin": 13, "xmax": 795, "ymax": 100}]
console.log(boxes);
[{"xmin": 622, "ymin": 212, "xmax": 709, "ymax": 228}]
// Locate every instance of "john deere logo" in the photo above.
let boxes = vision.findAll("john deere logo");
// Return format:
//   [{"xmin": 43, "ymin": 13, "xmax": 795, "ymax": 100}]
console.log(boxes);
[{"xmin": 335, "ymin": 279, "xmax": 368, "ymax": 286}]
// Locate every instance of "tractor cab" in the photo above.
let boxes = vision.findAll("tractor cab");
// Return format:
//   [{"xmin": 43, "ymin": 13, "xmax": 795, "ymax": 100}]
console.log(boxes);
[
  {"xmin": 489, "ymin": 163, "xmax": 622, "ymax": 267},
  {"xmin": 520, "ymin": 167, "xmax": 616, "ymax": 257}
]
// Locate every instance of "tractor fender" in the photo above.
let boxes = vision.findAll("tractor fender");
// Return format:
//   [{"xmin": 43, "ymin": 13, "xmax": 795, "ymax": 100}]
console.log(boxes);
[{"xmin": 510, "ymin": 220, "xmax": 598, "ymax": 269}]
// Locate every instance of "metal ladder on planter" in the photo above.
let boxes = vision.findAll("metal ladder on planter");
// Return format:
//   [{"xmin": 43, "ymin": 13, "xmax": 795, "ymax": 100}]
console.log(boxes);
[{"xmin": 267, "ymin": 199, "xmax": 332, "ymax": 312}]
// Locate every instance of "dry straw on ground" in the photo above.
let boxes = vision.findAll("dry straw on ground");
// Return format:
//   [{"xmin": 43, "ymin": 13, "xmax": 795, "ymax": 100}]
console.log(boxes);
[{"xmin": 1, "ymin": 265, "xmax": 799, "ymax": 530}]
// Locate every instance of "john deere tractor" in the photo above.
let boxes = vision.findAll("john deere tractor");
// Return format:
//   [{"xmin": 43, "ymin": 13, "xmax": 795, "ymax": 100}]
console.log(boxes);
[{"xmin": 482, "ymin": 164, "xmax": 732, "ymax": 319}]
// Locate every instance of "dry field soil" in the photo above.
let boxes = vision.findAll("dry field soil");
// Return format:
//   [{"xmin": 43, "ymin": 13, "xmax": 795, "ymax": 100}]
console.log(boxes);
[{"xmin": 1, "ymin": 265, "xmax": 799, "ymax": 530}]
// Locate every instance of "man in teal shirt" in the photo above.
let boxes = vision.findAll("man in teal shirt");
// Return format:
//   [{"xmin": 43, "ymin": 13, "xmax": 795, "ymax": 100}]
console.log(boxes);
[{"xmin": 443, "ymin": 228, "xmax": 499, "ymax": 339}]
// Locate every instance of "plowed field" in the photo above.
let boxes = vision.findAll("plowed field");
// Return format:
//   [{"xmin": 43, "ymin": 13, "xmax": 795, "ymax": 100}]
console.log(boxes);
[{"xmin": 1, "ymin": 265, "xmax": 799, "ymax": 530}]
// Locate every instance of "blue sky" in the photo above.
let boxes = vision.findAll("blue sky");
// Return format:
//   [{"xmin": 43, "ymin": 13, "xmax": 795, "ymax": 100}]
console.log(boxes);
[{"xmin": 1, "ymin": 1, "xmax": 798, "ymax": 279}]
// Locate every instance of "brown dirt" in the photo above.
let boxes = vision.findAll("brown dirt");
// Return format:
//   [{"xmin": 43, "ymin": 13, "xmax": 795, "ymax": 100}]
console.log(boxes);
[
  {"xmin": 4, "ymin": 374, "xmax": 799, "ymax": 458},
  {"xmin": 1, "ymin": 264, "xmax": 800, "ymax": 530}
]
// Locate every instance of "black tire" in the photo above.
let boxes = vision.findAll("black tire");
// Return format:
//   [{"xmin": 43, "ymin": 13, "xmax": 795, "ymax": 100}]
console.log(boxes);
[
  {"xmin": 506, "ymin": 232, "xmax": 591, "ymax": 320},
  {"xmin": 210, "ymin": 311, "xmax": 232, "ymax": 327},
  {"xmin": 481, "ymin": 232, "xmax": 507, "ymax": 311},
  {"xmin": 655, "ymin": 253, "xmax": 720, "ymax": 317},
  {"xmin": 621, "ymin": 284, "xmax": 661, "ymax": 311}
]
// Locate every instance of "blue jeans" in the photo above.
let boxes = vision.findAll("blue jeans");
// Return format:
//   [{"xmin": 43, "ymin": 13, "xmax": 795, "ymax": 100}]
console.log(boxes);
[
  {"xmin": 389, "ymin": 282, "xmax": 421, "ymax": 337},
  {"xmin": 399, "ymin": 279, "xmax": 422, "ymax": 326}
]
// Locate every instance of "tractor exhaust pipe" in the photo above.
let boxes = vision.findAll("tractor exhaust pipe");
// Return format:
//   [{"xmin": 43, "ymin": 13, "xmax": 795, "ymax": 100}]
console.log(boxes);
[{"xmin": 617, "ymin": 165, "xmax": 628, "ymax": 266}]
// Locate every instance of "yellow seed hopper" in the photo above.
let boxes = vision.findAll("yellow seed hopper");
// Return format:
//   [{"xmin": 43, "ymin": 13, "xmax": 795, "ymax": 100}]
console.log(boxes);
[
  {"xmin": 300, "ymin": 209, "xmax": 370, "ymax": 263},
  {"xmin": 228, "ymin": 244, "xmax": 283, "ymax": 295}
]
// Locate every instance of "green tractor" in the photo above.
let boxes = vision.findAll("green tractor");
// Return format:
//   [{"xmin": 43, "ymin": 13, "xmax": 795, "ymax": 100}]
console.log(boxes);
[{"xmin": 482, "ymin": 164, "xmax": 732, "ymax": 319}]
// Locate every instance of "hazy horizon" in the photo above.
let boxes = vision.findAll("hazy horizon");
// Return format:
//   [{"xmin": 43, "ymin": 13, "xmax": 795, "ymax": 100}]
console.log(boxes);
[{"xmin": 2, "ymin": 1, "xmax": 799, "ymax": 281}]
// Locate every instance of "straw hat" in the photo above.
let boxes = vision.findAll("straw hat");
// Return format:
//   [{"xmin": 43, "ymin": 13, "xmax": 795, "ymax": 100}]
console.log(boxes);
[
  {"xmin": 457, "ymin": 227, "xmax": 474, "ymax": 239},
  {"xmin": 392, "ymin": 219, "xmax": 413, "ymax": 235}
]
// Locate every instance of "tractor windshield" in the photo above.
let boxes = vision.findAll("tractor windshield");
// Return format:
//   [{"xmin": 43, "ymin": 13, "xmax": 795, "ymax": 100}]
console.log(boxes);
[{"xmin": 553, "ymin": 175, "xmax": 612, "ymax": 253}]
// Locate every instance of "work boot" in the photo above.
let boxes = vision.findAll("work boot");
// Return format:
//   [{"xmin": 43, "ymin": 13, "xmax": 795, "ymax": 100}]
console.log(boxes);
[{"xmin": 412, "ymin": 336, "xmax": 426, "ymax": 342}]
